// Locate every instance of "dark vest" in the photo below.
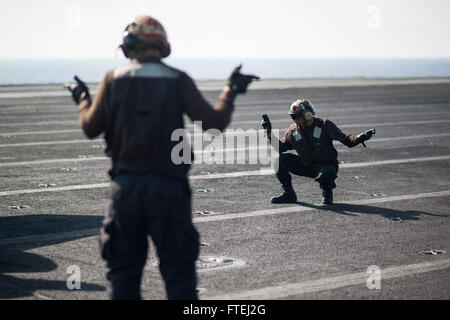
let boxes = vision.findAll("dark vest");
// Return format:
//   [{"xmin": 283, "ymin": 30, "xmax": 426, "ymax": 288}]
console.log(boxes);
[
  {"xmin": 287, "ymin": 118, "xmax": 338, "ymax": 165},
  {"xmin": 104, "ymin": 61, "xmax": 191, "ymax": 179}
]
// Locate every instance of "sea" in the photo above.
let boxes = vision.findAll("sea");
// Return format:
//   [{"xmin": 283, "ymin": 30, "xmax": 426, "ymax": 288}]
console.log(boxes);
[{"xmin": 1, "ymin": 58, "xmax": 450, "ymax": 85}]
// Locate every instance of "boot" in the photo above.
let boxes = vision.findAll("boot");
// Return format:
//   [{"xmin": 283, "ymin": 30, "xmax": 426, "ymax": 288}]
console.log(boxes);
[
  {"xmin": 271, "ymin": 185, "xmax": 297, "ymax": 204},
  {"xmin": 322, "ymin": 188, "xmax": 333, "ymax": 205}
]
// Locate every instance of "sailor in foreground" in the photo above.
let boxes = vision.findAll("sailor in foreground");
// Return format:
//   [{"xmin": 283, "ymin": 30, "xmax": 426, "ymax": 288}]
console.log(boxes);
[{"xmin": 65, "ymin": 15, "xmax": 258, "ymax": 299}]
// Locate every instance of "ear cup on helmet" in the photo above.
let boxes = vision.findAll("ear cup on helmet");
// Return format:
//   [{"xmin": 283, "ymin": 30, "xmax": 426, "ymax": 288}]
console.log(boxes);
[
  {"xmin": 308, "ymin": 102, "xmax": 316, "ymax": 116},
  {"xmin": 303, "ymin": 110, "xmax": 313, "ymax": 121},
  {"xmin": 162, "ymin": 42, "xmax": 171, "ymax": 58},
  {"xmin": 120, "ymin": 26, "xmax": 137, "ymax": 58},
  {"xmin": 299, "ymin": 103, "xmax": 313, "ymax": 121},
  {"xmin": 123, "ymin": 31, "xmax": 137, "ymax": 50}
]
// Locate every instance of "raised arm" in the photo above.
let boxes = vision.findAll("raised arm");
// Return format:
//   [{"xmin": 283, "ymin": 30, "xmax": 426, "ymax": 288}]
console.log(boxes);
[
  {"xmin": 326, "ymin": 119, "xmax": 375, "ymax": 148},
  {"xmin": 181, "ymin": 65, "xmax": 258, "ymax": 132}
]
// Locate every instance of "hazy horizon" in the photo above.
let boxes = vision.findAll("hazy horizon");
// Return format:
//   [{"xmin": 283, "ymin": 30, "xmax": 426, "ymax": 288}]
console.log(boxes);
[
  {"xmin": 1, "ymin": 0, "xmax": 450, "ymax": 60},
  {"xmin": 2, "ymin": 57, "xmax": 450, "ymax": 61},
  {"xmin": 2, "ymin": 58, "xmax": 450, "ymax": 85}
]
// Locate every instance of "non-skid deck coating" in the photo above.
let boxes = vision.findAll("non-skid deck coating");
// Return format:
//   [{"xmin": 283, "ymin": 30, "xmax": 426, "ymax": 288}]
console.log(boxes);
[{"xmin": 0, "ymin": 79, "xmax": 449, "ymax": 300}]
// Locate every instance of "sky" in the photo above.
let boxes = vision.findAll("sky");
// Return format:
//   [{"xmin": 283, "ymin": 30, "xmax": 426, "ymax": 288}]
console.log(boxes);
[{"xmin": 1, "ymin": 0, "xmax": 450, "ymax": 60}]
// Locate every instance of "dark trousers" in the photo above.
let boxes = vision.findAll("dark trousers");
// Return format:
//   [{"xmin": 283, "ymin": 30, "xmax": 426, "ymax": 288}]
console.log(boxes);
[
  {"xmin": 100, "ymin": 172, "xmax": 199, "ymax": 300},
  {"xmin": 275, "ymin": 153, "xmax": 338, "ymax": 191}
]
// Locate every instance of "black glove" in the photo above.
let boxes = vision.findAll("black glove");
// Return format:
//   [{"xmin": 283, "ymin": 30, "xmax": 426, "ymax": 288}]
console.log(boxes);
[
  {"xmin": 356, "ymin": 128, "xmax": 376, "ymax": 147},
  {"xmin": 261, "ymin": 114, "xmax": 272, "ymax": 136},
  {"xmin": 228, "ymin": 64, "xmax": 259, "ymax": 94},
  {"xmin": 64, "ymin": 75, "xmax": 91, "ymax": 105}
]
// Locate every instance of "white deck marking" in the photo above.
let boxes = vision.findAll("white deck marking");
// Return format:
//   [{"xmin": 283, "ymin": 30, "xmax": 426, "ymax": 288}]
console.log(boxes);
[
  {"xmin": 0, "ymin": 129, "xmax": 81, "ymax": 137},
  {"xmin": 0, "ymin": 127, "xmax": 450, "ymax": 153},
  {"xmin": 0, "ymin": 134, "xmax": 448, "ymax": 166},
  {"xmin": 193, "ymin": 189, "xmax": 450, "ymax": 223},
  {"xmin": 197, "ymin": 133, "xmax": 450, "ymax": 157},
  {"xmin": 366, "ymin": 133, "xmax": 450, "ymax": 142},
  {"xmin": 1, "ymin": 189, "xmax": 449, "ymax": 244},
  {"xmin": 191, "ymin": 155, "xmax": 450, "ymax": 180},
  {"xmin": 0, "ymin": 139, "xmax": 102, "ymax": 148},
  {"xmin": 0, "ymin": 120, "xmax": 78, "ymax": 128},
  {"xmin": 206, "ymin": 258, "xmax": 450, "ymax": 300},
  {"xmin": 2, "ymin": 108, "xmax": 449, "ymax": 131},
  {"xmin": 1, "ymin": 78, "xmax": 450, "ymax": 99},
  {"xmin": 340, "ymin": 155, "xmax": 450, "ymax": 168},
  {"xmin": 0, "ymin": 183, "xmax": 109, "ymax": 197},
  {"xmin": 0, "ymin": 157, "xmax": 108, "ymax": 167},
  {"xmin": 1, "ymin": 155, "xmax": 450, "ymax": 196},
  {"xmin": 0, "ymin": 91, "xmax": 80, "ymax": 99},
  {"xmin": 339, "ymin": 119, "xmax": 450, "ymax": 128},
  {"xmin": 1, "ymin": 191, "xmax": 449, "ymax": 300},
  {"xmin": 1, "ymin": 119, "xmax": 450, "ymax": 143}
]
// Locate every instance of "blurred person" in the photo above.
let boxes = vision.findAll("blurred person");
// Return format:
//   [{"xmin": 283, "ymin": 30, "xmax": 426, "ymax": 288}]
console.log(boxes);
[{"xmin": 65, "ymin": 15, "xmax": 258, "ymax": 300}]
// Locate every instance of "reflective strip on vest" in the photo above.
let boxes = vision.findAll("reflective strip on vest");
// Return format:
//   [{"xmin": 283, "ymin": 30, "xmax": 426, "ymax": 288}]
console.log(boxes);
[
  {"xmin": 113, "ymin": 63, "xmax": 180, "ymax": 79},
  {"xmin": 292, "ymin": 130, "xmax": 302, "ymax": 141},
  {"xmin": 313, "ymin": 126, "xmax": 322, "ymax": 139}
]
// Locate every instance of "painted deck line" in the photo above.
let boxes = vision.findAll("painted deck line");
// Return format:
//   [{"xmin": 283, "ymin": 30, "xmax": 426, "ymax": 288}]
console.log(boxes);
[
  {"xmin": 1, "ymin": 155, "xmax": 450, "ymax": 196},
  {"xmin": 0, "ymin": 129, "xmax": 81, "ymax": 137},
  {"xmin": 1, "ymin": 133, "xmax": 450, "ymax": 167},
  {"xmin": 1, "ymin": 78, "xmax": 450, "ymax": 99},
  {"xmin": 0, "ymin": 139, "xmax": 103, "ymax": 148},
  {"xmin": 0, "ymin": 183, "xmax": 109, "ymax": 197},
  {"xmin": 206, "ymin": 258, "xmax": 450, "ymax": 300},
  {"xmin": 1, "ymin": 123, "xmax": 450, "ymax": 148},
  {"xmin": 0, "ymin": 120, "xmax": 78, "ymax": 128},
  {"xmin": 193, "ymin": 189, "xmax": 450, "ymax": 223},
  {"xmin": 1, "ymin": 189, "xmax": 449, "ymax": 245},
  {"xmin": 0, "ymin": 156, "xmax": 108, "ymax": 167},
  {"xmin": 2, "ymin": 108, "xmax": 449, "ymax": 131},
  {"xmin": 190, "ymin": 155, "xmax": 450, "ymax": 180}
]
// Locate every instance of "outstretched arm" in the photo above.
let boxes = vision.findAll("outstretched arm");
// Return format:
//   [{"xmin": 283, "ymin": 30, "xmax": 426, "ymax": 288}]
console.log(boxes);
[
  {"xmin": 181, "ymin": 65, "xmax": 259, "ymax": 132},
  {"xmin": 326, "ymin": 120, "xmax": 375, "ymax": 148},
  {"xmin": 180, "ymin": 73, "xmax": 236, "ymax": 132}
]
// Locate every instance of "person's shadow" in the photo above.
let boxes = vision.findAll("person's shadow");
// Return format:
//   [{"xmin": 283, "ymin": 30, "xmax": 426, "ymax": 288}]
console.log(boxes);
[
  {"xmin": 0, "ymin": 214, "xmax": 105, "ymax": 299},
  {"xmin": 296, "ymin": 201, "xmax": 449, "ymax": 220}
]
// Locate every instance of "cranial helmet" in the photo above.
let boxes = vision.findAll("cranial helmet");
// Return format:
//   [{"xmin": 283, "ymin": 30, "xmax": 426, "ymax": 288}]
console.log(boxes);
[
  {"xmin": 288, "ymin": 98, "xmax": 316, "ymax": 121},
  {"xmin": 121, "ymin": 15, "xmax": 171, "ymax": 58}
]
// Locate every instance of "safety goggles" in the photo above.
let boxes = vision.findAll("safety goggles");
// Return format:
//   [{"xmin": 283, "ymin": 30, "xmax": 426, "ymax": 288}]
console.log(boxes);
[{"xmin": 290, "ymin": 112, "xmax": 303, "ymax": 121}]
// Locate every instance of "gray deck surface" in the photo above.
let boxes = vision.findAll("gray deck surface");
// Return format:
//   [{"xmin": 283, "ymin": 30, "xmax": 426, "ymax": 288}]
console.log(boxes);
[{"xmin": 0, "ymin": 80, "xmax": 449, "ymax": 300}]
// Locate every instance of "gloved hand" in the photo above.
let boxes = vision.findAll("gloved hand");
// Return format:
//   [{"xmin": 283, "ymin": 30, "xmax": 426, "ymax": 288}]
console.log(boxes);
[
  {"xmin": 228, "ymin": 64, "xmax": 259, "ymax": 94},
  {"xmin": 356, "ymin": 128, "xmax": 376, "ymax": 147},
  {"xmin": 64, "ymin": 75, "xmax": 91, "ymax": 105},
  {"xmin": 261, "ymin": 114, "xmax": 272, "ymax": 136}
]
